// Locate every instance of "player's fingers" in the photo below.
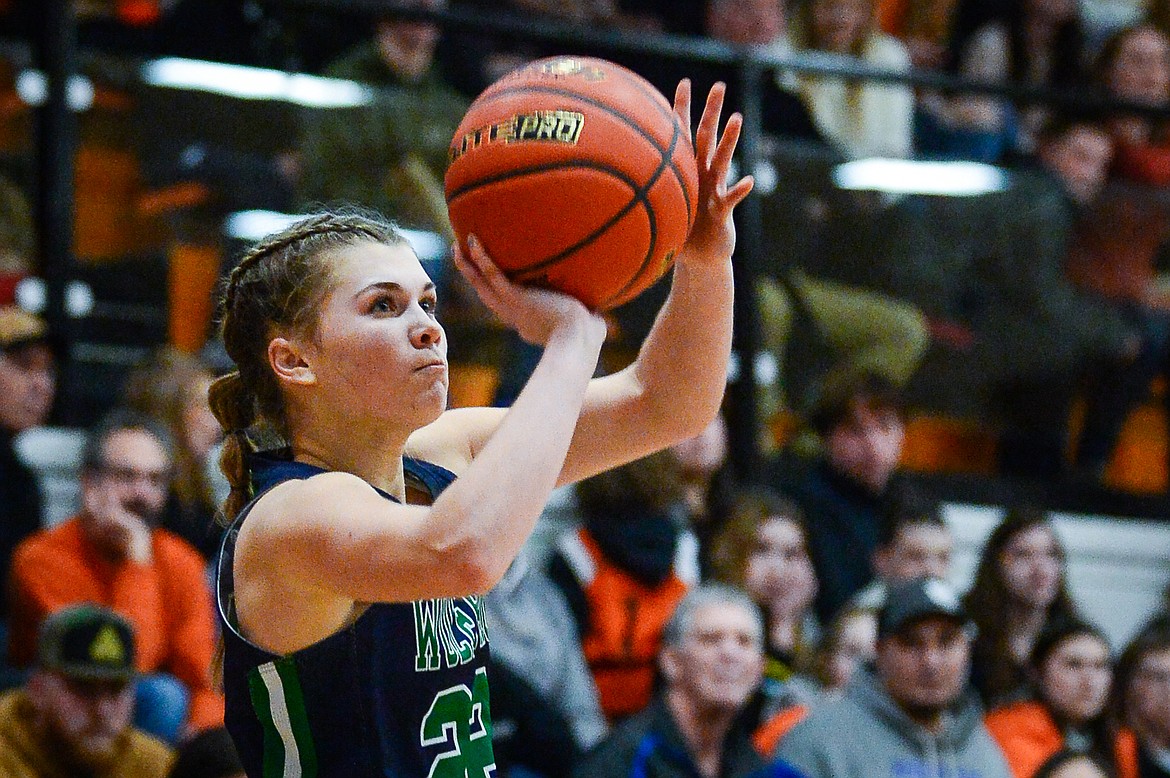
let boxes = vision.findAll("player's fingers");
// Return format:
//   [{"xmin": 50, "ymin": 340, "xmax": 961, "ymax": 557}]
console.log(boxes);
[
  {"xmin": 723, "ymin": 175, "xmax": 755, "ymax": 209},
  {"xmin": 457, "ymin": 252, "xmax": 508, "ymax": 313},
  {"xmin": 454, "ymin": 241, "xmax": 497, "ymax": 299},
  {"xmin": 674, "ymin": 79, "xmax": 693, "ymax": 147},
  {"xmin": 695, "ymin": 82, "xmax": 725, "ymax": 166},
  {"xmin": 711, "ymin": 112, "xmax": 742, "ymax": 177},
  {"xmin": 464, "ymin": 235, "xmax": 509, "ymax": 286}
]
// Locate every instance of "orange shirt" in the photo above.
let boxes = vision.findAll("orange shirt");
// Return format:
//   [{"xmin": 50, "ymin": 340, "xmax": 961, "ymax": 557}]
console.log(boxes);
[
  {"xmin": 7, "ymin": 517, "xmax": 223, "ymax": 731},
  {"xmin": 984, "ymin": 700, "xmax": 1137, "ymax": 778},
  {"xmin": 753, "ymin": 704, "xmax": 810, "ymax": 757}
]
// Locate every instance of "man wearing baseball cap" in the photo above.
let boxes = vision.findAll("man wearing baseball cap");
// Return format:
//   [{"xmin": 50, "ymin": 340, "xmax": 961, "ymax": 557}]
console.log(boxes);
[
  {"xmin": 0, "ymin": 603, "xmax": 174, "ymax": 777},
  {"xmin": 0, "ymin": 305, "xmax": 57, "ymax": 622},
  {"xmin": 774, "ymin": 577, "xmax": 1012, "ymax": 777}
]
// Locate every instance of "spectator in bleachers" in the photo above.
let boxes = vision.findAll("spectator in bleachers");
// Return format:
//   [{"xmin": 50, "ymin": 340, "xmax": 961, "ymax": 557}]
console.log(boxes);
[
  {"xmin": 1064, "ymin": 23, "xmax": 1170, "ymax": 483},
  {"xmin": 669, "ymin": 411, "xmax": 739, "ymax": 576},
  {"xmin": 850, "ymin": 486, "xmax": 952, "ymax": 610},
  {"xmin": 774, "ymin": 577, "xmax": 1012, "ymax": 777},
  {"xmin": 7, "ymin": 409, "xmax": 223, "ymax": 742},
  {"xmin": 0, "ymin": 306, "xmax": 56, "ymax": 623},
  {"xmin": 484, "ymin": 544, "xmax": 608, "ymax": 760},
  {"xmin": 783, "ymin": 0, "xmax": 915, "ymax": 159},
  {"xmin": 482, "ymin": 658, "xmax": 583, "ymax": 778},
  {"xmin": 994, "ymin": 115, "xmax": 1134, "ymax": 480},
  {"xmin": 709, "ymin": 488, "xmax": 821, "ymax": 727},
  {"xmin": 123, "ymin": 347, "xmax": 225, "ymax": 562},
  {"xmin": 876, "ymin": 0, "xmax": 960, "ymax": 68},
  {"xmin": 572, "ymin": 584, "xmax": 775, "ymax": 778},
  {"xmin": 964, "ymin": 508, "xmax": 1081, "ymax": 708},
  {"xmin": 166, "ymin": 726, "xmax": 244, "ymax": 778},
  {"xmin": 918, "ymin": 0, "xmax": 1087, "ymax": 161},
  {"xmin": 632, "ymin": 0, "xmax": 827, "ymax": 146},
  {"xmin": 0, "ymin": 604, "xmax": 174, "ymax": 777},
  {"xmin": 754, "ymin": 270, "xmax": 929, "ymax": 425},
  {"xmin": 547, "ymin": 450, "xmax": 699, "ymax": 723},
  {"xmin": 813, "ymin": 605, "xmax": 878, "ymax": 696},
  {"xmin": 985, "ymin": 619, "xmax": 1125, "ymax": 778},
  {"xmin": 1113, "ymin": 616, "xmax": 1170, "ymax": 778},
  {"xmin": 298, "ymin": 0, "xmax": 467, "ymax": 236},
  {"xmin": 775, "ymin": 370, "xmax": 907, "ymax": 623},
  {"xmin": 1035, "ymin": 751, "xmax": 1114, "ymax": 778},
  {"xmin": 754, "ymin": 601, "xmax": 880, "ymax": 755}
]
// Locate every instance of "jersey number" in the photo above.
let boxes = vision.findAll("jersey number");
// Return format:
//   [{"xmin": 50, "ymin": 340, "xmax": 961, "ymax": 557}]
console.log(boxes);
[{"xmin": 420, "ymin": 668, "xmax": 495, "ymax": 778}]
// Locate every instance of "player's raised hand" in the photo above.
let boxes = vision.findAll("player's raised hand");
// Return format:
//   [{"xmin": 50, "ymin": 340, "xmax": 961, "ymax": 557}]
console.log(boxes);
[
  {"xmin": 674, "ymin": 80, "xmax": 754, "ymax": 266},
  {"xmin": 454, "ymin": 235, "xmax": 607, "ymax": 348}
]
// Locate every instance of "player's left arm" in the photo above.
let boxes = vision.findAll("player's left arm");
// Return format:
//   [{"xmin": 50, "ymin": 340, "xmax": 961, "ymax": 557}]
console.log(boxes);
[
  {"xmin": 555, "ymin": 79, "xmax": 752, "ymax": 485},
  {"xmin": 414, "ymin": 81, "xmax": 751, "ymax": 483}
]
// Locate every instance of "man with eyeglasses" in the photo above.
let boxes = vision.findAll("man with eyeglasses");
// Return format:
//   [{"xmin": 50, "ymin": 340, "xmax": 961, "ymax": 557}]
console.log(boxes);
[{"xmin": 7, "ymin": 409, "xmax": 223, "ymax": 743}]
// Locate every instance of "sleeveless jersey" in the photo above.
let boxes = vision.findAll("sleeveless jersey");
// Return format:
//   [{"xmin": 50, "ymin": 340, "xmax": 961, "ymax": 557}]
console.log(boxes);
[{"xmin": 217, "ymin": 453, "xmax": 496, "ymax": 778}]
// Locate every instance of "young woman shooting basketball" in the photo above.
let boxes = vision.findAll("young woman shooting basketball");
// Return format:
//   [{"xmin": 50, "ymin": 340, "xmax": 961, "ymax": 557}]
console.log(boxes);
[{"xmin": 212, "ymin": 79, "xmax": 751, "ymax": 776}]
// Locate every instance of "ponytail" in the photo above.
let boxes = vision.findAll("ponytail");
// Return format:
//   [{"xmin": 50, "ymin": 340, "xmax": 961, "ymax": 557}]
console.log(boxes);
[{"xmin": 208, "ymin": 370, "xmax": 257, "ymax": 523}]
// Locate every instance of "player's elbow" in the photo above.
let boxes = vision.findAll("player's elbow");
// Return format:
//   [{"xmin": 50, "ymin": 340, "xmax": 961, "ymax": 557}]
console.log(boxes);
[
  {"xmin": 648, "ymin": 389, "xmax": 723, "ymax": 449},
  {"xmin": 423, "ymin": 531, "xmax": 508, "ymax": 595}
]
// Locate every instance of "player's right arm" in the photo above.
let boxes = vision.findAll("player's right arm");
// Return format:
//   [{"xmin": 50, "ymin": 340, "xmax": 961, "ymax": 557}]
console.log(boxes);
[{"xmin": 238, "ymin": 254, "xmax": 606, "ymax": 616}]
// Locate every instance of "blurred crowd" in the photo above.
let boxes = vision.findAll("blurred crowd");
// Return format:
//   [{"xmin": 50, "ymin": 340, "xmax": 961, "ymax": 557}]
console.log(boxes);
[
  {"xmin": 2, "ymin": 310, "xmax": 1170, "ymax": 776},
  {"xmin": 3, "ymin": 0, "xmax": 1170, "ymax": 490},
  {"xmin": 2, "ymin": 0, "xmax": 1170, "ymax": 775}
]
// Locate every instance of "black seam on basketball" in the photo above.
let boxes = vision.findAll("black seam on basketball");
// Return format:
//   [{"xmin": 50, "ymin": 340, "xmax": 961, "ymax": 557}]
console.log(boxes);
[
  {"xmin": 446, "ymin": 159, "xmax": 652, "ymax": 280},
  {"xmin": 604, "ymin": 67, "xmax": 696, "ymax": 233},
  {"xmin": 597, "ymin": 118, "xmax": 682, "ymax": 308},
  {"xmin": 469, "ymin": 83, "xmax": 693, "ymax": 224},
  {"xmin": 511, "ymin": 189, "xmax": 650, "ymax": 280}
]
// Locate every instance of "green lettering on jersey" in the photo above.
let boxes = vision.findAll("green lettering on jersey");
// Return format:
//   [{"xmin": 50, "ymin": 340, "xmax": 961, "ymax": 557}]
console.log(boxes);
[
  {"xmin": 414, "ymin": 597, "xmax": 488, "ymax": 672},
  {"xmin": 413, "ymin": 600, "xmax": 443, "ymax": 672},
  {"xmin": 468, "ymin": 595, "xmax": 490, "ymax": 648}
]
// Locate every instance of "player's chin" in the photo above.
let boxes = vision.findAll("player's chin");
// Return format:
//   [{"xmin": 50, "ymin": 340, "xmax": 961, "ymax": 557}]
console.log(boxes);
[{"xmin": 411, "ymin": 374, "xmax": 449, "ymax": 416}]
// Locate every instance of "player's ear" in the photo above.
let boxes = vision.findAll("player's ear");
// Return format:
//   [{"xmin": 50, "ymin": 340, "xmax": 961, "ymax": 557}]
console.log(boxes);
[{"xmin": 269, "ymin": 336, "xmax": 317, "ymax": 386}]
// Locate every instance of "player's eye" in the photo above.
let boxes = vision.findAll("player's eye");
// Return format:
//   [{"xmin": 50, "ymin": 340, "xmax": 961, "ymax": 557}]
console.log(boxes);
[
  {"xmin": 370, "ymin": 295, "xmax": 397, "ymax": 314},
  {"xmin": 421, "ymin": 296, "xmax": 438, "ymax": 315}
]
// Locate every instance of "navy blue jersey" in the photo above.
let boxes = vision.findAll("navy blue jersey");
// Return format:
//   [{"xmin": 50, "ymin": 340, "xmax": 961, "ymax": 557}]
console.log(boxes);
[{"xmin": 217, "ymin": 452, "xmax": 495, "ymax": 778}]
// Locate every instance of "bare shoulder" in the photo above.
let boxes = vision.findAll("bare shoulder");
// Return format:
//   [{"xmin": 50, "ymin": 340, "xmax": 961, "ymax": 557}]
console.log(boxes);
[{"xmin": 405, "ymin": 406, "xmax": 508, "ymax": 475}]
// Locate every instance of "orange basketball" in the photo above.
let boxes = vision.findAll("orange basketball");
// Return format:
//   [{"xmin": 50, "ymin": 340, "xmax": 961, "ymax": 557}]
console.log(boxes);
[{"xmin": 444, "ymin": 56, "xmax": 699, "ymax": 311}]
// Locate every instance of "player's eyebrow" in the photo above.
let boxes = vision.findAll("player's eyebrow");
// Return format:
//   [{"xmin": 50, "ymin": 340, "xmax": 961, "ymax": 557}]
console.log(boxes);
[{"xmin": 353, "ymin": 281, "xmax": 436, "ymax": 299}]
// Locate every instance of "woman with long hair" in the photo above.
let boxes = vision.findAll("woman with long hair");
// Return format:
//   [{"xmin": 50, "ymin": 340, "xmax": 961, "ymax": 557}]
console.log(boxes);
[
  {"xmin": 964, "ymin": 507, "xmax": 1080, "ymax": 707},
  {"xmin": 209, "ymin": 81, "xmax": 752, "ymax": 776},
  {"xmin": 986, "ymin": 619, "xmax": 1127, "ymax": 778},
  {"xmin": 710, "ymin": 488, "xmax": 821, "ymax": 726}
]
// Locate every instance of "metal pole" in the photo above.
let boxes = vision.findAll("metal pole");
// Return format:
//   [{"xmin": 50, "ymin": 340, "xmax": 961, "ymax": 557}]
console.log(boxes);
[
  {"xmin": 33, "ymin": 0, "xmax": 76, "ymax": 412},
  {"xmin": 725, "ymin": 56, "xmax": 765, "ymax": 485}
]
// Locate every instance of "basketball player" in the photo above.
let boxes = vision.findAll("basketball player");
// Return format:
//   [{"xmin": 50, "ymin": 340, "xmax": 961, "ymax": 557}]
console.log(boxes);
[{"xmin": 212, "ymin": 80, "xmax": 752, "ymax": 776}]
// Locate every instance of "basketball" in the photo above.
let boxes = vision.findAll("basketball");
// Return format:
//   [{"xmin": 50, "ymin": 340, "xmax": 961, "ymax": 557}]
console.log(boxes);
[{"xmin": 444, "ymin": 56, "xmax": 699, "ymax": 311}]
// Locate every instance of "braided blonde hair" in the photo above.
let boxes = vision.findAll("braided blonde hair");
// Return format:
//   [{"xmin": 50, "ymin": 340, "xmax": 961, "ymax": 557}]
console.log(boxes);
[{"xmin": 208, "ymin": 211, "xmax": 409, "ymax": 521}]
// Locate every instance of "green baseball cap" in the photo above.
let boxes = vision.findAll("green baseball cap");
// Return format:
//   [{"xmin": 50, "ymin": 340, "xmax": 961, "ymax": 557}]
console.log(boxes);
[{"xmin": 37, "ymin": 604, "xmax": 136, "ymax": 683}]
